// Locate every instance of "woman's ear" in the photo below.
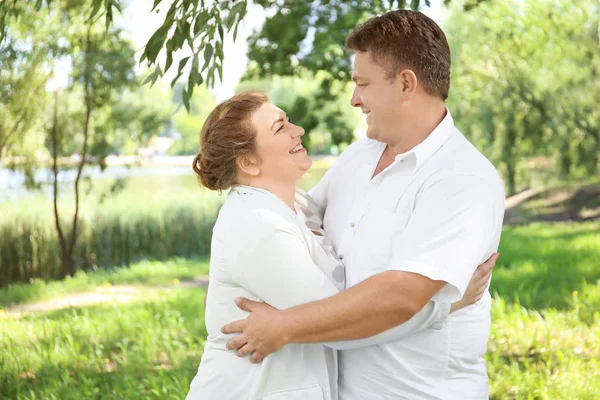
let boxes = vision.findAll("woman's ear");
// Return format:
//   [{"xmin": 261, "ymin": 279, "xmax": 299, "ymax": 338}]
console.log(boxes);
[{"xmin": 236, "ymin": 154, "xmax": 261, "ymax": 177}]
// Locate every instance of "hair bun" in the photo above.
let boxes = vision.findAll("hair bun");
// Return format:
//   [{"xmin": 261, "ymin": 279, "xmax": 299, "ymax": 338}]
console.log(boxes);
[{"xmin": 193, "ymin": 152, "xmax": 220, "ymax": 191}]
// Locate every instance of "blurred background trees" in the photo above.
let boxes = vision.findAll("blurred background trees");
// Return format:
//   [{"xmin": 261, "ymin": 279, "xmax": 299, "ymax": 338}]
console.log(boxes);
[{"xmin": 0, "ymin": 0, "xmax": 598, "ymax": 281}]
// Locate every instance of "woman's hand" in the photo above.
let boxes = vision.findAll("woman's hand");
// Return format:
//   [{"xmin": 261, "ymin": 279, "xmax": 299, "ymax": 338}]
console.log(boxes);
[{"xmin": 450, "ymin": 253, "xmax": 499, "ymax": 313}]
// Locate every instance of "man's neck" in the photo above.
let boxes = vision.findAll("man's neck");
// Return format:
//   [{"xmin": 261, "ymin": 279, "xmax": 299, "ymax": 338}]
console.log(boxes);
[{"xmin": 387, "ymin": 101, "xmax": 447, "ymax": 157}]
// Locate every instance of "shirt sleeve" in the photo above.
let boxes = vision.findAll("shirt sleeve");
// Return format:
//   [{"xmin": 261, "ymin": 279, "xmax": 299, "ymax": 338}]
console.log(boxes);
[
  {"xmin": 228, "ymin": 212, "xmax": 340, "ymax": 310},
  {"xmin": 388, "ymin": 174, "xmax": 501, "ymax": 303},
  {"xmin": 325, "ymin": 301, "xmax": 450, "ymax": 350}
]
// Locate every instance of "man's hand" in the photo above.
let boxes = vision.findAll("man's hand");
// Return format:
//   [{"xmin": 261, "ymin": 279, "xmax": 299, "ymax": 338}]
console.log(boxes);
[
  {"xmin": 450, "ymin": 252, "xmax": 499, "ymax": 313},
  {"xmin": 221, "ymin": 298, "xmax": 286, "ymax": 363}
]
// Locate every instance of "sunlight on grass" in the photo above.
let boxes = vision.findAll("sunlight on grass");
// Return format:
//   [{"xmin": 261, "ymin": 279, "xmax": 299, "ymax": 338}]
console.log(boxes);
[
  {"xmin": 0, "ymin": 258, "xmax": 209, "ymax": 307},
  {"xmin": 1, "ymin": 200, "xmax": 599, "ymax": 399}
]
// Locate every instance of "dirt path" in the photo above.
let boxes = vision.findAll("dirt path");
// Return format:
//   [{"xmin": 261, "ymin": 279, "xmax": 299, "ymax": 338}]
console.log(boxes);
[{"xmin": 5, "ymin": 276, "xmax": 209, "ymax": 317}]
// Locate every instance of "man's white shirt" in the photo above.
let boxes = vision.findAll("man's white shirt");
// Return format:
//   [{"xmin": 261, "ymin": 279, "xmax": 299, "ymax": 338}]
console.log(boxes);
[{"xmin": 310, "ymin": 110, "xmax": 505, "ymax": 400}]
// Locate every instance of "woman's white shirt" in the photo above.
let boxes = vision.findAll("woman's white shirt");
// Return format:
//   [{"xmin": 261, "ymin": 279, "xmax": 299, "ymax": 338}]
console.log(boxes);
[{"xmin": 187, "ymin": 185, "xmax": 341, "ymax": 400}]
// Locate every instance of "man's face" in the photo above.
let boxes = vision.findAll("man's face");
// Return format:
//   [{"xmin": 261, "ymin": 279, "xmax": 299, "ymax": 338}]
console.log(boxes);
[{"xmin": 350, "ymin": 51, "xmax": 405, "ymax": 143}]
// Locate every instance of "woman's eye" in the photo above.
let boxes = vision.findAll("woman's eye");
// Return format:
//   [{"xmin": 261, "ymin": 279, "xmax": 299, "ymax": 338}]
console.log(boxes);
[{"xmin": 276, "ymin": 125, "xmax": 284, "ymax": 133}]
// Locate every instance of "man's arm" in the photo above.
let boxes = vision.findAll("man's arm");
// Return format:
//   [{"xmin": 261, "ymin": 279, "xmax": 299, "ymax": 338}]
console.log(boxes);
[
  {"xmin": 223, "ymin": 270, "xmax": 444, "ymax": 362},
  {"xmin": 223, "ymin": 175, "xmax": 501, "ymax": 362},
  {"xmin": 325, "ymin": 252, "xmax": 497, "ymax": 350}
]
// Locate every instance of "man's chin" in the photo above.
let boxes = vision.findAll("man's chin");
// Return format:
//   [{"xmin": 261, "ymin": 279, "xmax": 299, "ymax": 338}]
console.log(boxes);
[{"xmin": 366, "ymin": 128, "xmax": 378, "ymax": 141}]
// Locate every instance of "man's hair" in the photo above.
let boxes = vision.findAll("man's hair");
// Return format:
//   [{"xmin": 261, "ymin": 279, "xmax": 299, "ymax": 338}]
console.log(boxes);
[{"xmin": 346, "ymin": 10, "xmax": 451, "ymax": 100}]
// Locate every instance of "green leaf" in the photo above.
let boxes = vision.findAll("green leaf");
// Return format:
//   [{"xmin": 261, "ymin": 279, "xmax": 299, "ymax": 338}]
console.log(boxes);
[
  {"xmin": 182, "ymin": 88, "xmax": 191, "ymax": 112},
  {"xmin": 193, "ymin": 12, "xmax": 211, "ymax": 37},
  {"xmin": 233, "ymin": 20, "xmax": 240, "ymax": 42},
  {"xmin": 216, "ymin": 44, "xmax": 224, "ymax": 61},
  {"xmin": 203, "ymin": 43, "xmax": 213, "ymax": 66},
  {"xmin": 178, "ymin": 56, "xmax": 191, "ymax": 74},
  {"xmin": 144, "ymin": 26, "xmax": 169, "ymax": 63},
  {"xmin": 170, "ymin": 56, "xmax": 190, "ymax": 87},
  {"xmin": 410, "ymin": 0, "xmax": 420, "ymax": 10},
  {"xmin": 88, "ymin": 0, "xmax": 103, "ymax": 21},
  {"xmin": 165, "ymin": 52, "xmax": 173, "ymax": 72},
  {"xmin": 151, "ymin": 0, "xmax": 163, "ymax": 12},
  {"xmin": 216, "ymin": 63, "xmax": 223, "ymax": 83},
  {"xmin": 142, "ymin": 66, "xmax": 162, "ymax": 86},
  {"xmin": 112, "ymin": 0, "xmax": 123, "ymax": 13}
]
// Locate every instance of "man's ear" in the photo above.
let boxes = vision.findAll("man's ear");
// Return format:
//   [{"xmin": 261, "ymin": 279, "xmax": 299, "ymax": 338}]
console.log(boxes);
[
  {"xmin": 398, "ymin": 69, "xmax": 418, "ymax": 100},
  {"xmin": 236, "ymin": 154, "xmax": 261, "ymax": 177}
]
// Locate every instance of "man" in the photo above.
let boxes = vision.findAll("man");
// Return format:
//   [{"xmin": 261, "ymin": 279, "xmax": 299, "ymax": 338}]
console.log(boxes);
[{"xmin": 222, "ymin": 10, "xmax": 505, "ymax": 399}]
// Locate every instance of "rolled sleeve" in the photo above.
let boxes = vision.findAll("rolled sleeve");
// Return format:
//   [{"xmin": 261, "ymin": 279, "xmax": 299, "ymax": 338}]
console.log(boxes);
[{"xmin": 388, "ymin": 174, "xmax": 500, "ymax": 303}]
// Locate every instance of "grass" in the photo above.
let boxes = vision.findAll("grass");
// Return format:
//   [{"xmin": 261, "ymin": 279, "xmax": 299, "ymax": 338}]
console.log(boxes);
[
  {"xmin": 0, "ymin": 288, "xmax": 206, "ymax": 400},
  {"xmin": 2, "ymin": 162, "xmax": 599, "ymax": 398},
  {"xmin": 491, "ymin": 222, "xmax": 600, "ymax": 310},
  {"xmin": 0, "ymin": 222, "xmax": 599, "ymax": 399},
  {"xmin": 0, "ymin": 161, "xmax": 331, "ymax": 286},
  {"xmin": 0, "ymin": 258, "xmax": 209, "ymax": 308}
]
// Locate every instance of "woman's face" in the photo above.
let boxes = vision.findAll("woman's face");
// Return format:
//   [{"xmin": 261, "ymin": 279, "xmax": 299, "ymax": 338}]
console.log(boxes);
[{"xmin": 250, "ymin": 102, "xmax": 312, "ymax": 184}]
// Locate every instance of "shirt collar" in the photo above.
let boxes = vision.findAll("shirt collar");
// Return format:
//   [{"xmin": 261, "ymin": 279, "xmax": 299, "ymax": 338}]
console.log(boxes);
[
  {"xmin": 230, "ymin": 184, "xmax": 299, "ymax": 218},
  {"xmin": 404, "ymin": 108, "xmax": 456, "ymax": 171}
]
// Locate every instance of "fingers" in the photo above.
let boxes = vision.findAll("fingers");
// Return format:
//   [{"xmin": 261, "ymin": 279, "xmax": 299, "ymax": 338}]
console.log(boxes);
[
  {"xmin": 235, "ymin": 343, "xmax": 255, "ymax": 358},
  {"xmin": 221, "ymin": 319, "xmax": 246, "ymax": 334},
  {"xmin": 226, "ymin": 334, "xmax": 248, "ymax": 351},
  {"xmin": 235, "ymin": 297, "xmax": 261, "ymax": 312},
  {"xmin": 250, "ymin": 351, "xmax": 266, "ymax": 364}
]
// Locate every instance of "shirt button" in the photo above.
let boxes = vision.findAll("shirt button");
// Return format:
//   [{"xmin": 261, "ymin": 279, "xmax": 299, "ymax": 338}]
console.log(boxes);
[
  {"xmin": 338, "ymin": 254, "xmax": 344, "ymax": 260},
  {"xmin": 349, "ymin": 222, "xmax": 356, "ymax": 228}
]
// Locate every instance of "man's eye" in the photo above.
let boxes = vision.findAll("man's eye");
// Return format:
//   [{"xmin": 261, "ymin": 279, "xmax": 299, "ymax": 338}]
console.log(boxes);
[{"xmin": 276, "ymin": 125, "xmax": 284, "ymax": 133}]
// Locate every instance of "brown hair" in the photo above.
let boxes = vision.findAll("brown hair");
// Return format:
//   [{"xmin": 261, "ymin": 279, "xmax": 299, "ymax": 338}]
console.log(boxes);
[
  {"xmin": 346, "ymin": 10, "xmax": 451, "ymax": 100},
  {"xmin": 192, "ymin": 91, "xmax": 268, "ymax": 191}
]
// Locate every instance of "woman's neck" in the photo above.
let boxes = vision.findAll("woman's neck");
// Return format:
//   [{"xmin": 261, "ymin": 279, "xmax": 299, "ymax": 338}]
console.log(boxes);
[{"xmin": 238, "ymin": 177, "xmax": 297, "ymax": 211}]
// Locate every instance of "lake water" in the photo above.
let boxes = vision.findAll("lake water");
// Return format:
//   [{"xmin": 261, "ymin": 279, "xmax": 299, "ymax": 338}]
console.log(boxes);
[{"xmin": 0, "ymin": 163, "xmax": 197, "ymax": 202}]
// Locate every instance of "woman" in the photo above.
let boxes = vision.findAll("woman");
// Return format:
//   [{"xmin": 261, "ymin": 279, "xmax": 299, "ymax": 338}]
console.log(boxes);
[{"xmin": 186, "ymin": 91, "xmax": 492, "ymax": 400}]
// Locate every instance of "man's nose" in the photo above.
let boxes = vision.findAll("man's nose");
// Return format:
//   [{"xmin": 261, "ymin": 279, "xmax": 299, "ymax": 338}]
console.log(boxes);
[{"xmin": 350, "ymin": 88, "xmax": 362, "ymax": 107}]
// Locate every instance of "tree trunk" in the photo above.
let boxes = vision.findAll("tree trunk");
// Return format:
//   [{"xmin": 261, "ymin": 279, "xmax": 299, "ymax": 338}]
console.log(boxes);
[
  {"xmin": 50, "ymin": 90, "xmax": 73, "ymax": 278},
  {"xmin": 505, "ymin": 161, "xmax": 516, "ymax": 197},
  {"xmin": 65, "ymin": 27, "xmax": 93, "ymax": 276}
]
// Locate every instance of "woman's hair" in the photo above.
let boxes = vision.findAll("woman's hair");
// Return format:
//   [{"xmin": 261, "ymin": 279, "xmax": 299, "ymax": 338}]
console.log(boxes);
[
  {"xmin": 346, "ymin": 10, "xmax": 451, "ymax": 100},
  {"xmin": 192, "ymin": 91, "xmax": 268, "ymax": 191}
]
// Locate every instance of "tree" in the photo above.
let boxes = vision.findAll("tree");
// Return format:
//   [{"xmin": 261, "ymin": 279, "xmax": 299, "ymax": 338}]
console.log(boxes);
[
  {"xmin": 40, "ymin": 2, "xmax": 138, "ymax": 277},
  {"xmin": 2, "ymin": 0, "xmax": 478, "ymax": 110},
  {"xmin": 0, "ymin": 2, "xmax": 59, "ymax": 171},
  {"xmin": 445, "ymin": 0, "xmax": 600, "ymax": 195}
]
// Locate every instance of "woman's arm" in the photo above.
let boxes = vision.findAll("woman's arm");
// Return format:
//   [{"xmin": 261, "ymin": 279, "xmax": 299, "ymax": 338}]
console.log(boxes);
[{"xmin": 228, "ymin": 219, "xmax": 340, "ymax": 310}]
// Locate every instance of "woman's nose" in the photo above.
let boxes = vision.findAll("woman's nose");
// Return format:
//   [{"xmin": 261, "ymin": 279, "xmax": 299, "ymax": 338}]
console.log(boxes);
[{"xmin": 291, "ymin": 123, "xmax": 305, "ymax": 138}]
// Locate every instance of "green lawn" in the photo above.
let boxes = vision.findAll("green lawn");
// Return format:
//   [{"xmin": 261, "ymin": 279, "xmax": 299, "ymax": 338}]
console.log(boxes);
[{"xmin": 1, "ymin": 222, "xmax": 599, "ymax": 399}]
